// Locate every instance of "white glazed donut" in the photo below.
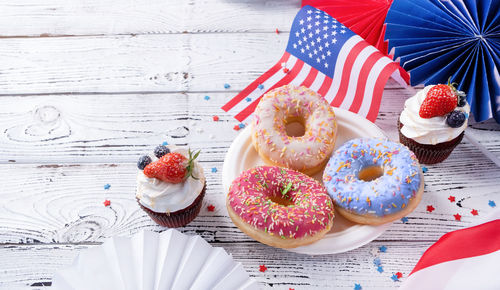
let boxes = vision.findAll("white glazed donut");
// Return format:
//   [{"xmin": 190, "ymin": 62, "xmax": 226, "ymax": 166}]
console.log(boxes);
[{"xmin": 252, "ymin": 85, "xmax": 337, "ymax": 175}]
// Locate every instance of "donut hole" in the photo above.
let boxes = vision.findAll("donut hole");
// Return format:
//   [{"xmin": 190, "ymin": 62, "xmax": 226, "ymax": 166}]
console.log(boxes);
[
  {"xmin": 358, "ymin": 166, "xmax": 384, "ymax": 182},
  {"xmin": 285, "ymin": 117, "xmax": 306, "ymax": 137},
  {"xmin": 268, "ymin": 194, "xmax": 295, "ymax": 206}
]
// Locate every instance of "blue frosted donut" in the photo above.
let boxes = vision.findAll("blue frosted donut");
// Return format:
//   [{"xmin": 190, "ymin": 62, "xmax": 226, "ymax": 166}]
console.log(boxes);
[{"xmin": 322, "ymin": 138, "xmax": 423, "ymax": 224}]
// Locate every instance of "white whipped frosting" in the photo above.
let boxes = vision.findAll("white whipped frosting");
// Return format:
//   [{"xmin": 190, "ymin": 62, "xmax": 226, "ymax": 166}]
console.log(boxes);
[
  {"xmin": 136, "ymin": 146, "xmax": 205, "ymax": 213},
  {"xmin": 399, "ymin": 85, "xmax": 470, "ymax": 145}
]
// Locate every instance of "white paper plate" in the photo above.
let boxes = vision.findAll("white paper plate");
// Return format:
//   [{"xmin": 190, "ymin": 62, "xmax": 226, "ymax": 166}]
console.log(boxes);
[{"xmin": 222, "ymin": 108, "xmax": 392, "ymax": 255}]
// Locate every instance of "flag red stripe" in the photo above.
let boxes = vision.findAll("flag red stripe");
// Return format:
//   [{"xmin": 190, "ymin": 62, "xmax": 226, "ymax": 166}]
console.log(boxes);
[
  {"xmin": 300, "ymin": 68, "xmax": 319, "ymax": 87},
  {"xmin": 317, "ymin": 75, "xmax": 333, "ymax": 97},
  {"xmin": 365, "ymin": 61, "xmax": 399, "ymax": 122},
  {"xmin": 234, "ymin": 59, "xmax": 305, "ymax": 122},
  {"xmin": 398, "ymin": 66, "xmax": 410, "ymax": 84},
  {"xmin": 410, "ymin": 219, "xmax": 500, "ymax": 276},
  {"xmin": 221, "ymin": 53, "xmax": 290, "ymax": 112},
  {"xmin": 330, "ymin": 41, "xmax": 370, "ymax": 107},
  {"xmin": 349, "ymin": 51, "xmax": 383, "ymax": 113}
]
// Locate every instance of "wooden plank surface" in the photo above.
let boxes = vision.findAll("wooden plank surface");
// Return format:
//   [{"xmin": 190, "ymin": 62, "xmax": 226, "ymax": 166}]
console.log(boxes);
[
  {"xmin": 1, "ymin": 154, "xmax": 498, "ymax": 244},
  {"xmin": 0, "ymin": 0, "xmax": 499, "ymax": 289},
  {"xmin": 0, "ymin": 33, "xmax": 282, "ymax": 94},
  {"xmin": 0, "ymin": 33, "xmax": 408, "ymax": 95},
  {"xmin": 0, "ymin": 241, "xmax": 434, "ymax": 289},
  {"xmin": 0, "ymin": 144, "xmax": 500, "ymax": 243},
  {"xmin": 0, "ymin": 0, "xmax": 300, "ymax": 37},
  {"xmin": 1, "ymin": 90, "xmax": 498, "ymax": 164}
]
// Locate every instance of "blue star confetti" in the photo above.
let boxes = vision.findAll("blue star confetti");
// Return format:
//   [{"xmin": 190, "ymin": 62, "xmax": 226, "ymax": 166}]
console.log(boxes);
[
  {"xmin": 422, "ymin": 166, "xmax": 428, "ymax": 173},
  {"xmin": 104, "ymin": 184, "xmax": 111, "ymax": 190},
  {"xmin": 489, "ymin": 200, "xmax": 496, "ymax": 207},
  {"xmin": 245, "ymin": 97, "xmax": 252, "ymax": 102},
  {"xmin": 391, "ymin": 274, "xmax": 399, "ymax": 282},
  {"xmin": 162, "ymin": 141, "xmax": 168, "ymax": 146},
  {"xmin": 401, "ymin": 217, "xmax": 409, "ymax": 223},
  {"xmin": 204, "ymin": 95, "xmax": 210, "ymax": 100},
  {"xmin": 258, "ymin": 84, "xmax": 264, "ymax": 90},
  {"xmin": 211, "ymin": 167, "xmax": 217, "ymax": 173},
  {"xmin": 354, "ymin": 283, "xmax": 362, "ymax": 290},
  {"xmin": 373, "ymin": 258, "xmax": 382, "ymax": 266},
  {"xmin": 379, "ymin": 246, "xmax": 387, "ymax": 253},
  {"xmin": 238, "ymin": 123, "xmax": 246, "ymax": 129},
  {"xmin": 377, "ymin": 266, "xmax": 384, "ymax": 273},
  {"xmin": 224, "ymin": 83, "xmax": 231, "ymax": 89}
]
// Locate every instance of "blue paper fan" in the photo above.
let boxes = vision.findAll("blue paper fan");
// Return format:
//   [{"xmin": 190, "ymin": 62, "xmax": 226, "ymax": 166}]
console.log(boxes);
[{"xmin": 385, "ymin": 0, "xmax": 500, "ymax": 122}]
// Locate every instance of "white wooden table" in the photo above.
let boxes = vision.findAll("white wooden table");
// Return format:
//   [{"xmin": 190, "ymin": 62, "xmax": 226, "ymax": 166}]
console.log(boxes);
[{"xmin": 0, "ymin": 1, "xmax": 499, "ymax": 289}]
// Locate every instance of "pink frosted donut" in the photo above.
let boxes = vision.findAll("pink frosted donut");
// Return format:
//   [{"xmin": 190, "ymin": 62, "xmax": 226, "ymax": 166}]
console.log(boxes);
[
  {"xmin": 252, "ymin": 85, "xmax": 337, "ymax": 175},
  {"xmin": 226, "ymin": 166, "xmax": 334, "ymax": 248}
]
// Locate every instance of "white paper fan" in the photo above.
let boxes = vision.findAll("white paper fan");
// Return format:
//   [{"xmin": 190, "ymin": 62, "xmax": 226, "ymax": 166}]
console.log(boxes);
[{"xmin": 52, "ymin": 230, "xmax": 259, "ymax": 290}]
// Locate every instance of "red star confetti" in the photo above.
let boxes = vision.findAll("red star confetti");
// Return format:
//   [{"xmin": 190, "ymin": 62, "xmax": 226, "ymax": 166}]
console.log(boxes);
[
  {"xmin": 426, "ymin": 205, "xmax": 435, "ymax": 212},
  {"xmin": 448, "ymin": 196, "xmax": 455, "ymax": 202},
  {"xmin": 233, "ymin": 125, "xmax": 240, "ymax": 131},
  {"xmin": 103, "ymin": 200, "xmax": 111, "ymax": 207},
  {"xmin": 396, "ymin": 272, "xmax": 403, "ymax": 279},
  {"xmin": 275, "ymin": 28, "xmax": 280, "ymax": 34},
  {"xmin": 259, "ymin": 265, "xmax": 267, "ymax": 272},
  {"xmin": 289, "ymin": 288, "xmax": 294, "ymax": 290},
  {"xmin": 471, "ymin": 209, "xmax": 478, "ymax": 216},
  {"xmin": 207, "ymin": 205, "xmax": 215, "ymax": 212},
  {"xmin": 212, "ymin": 115, "xmax": 219, "ymax": 121},
  {"xmin": 283, "ymin": 68, "xmax": 290, "ymax": 73},
  {"xmin": 454, "ymin": 213, "xmax": 462, "ymax": 221}
]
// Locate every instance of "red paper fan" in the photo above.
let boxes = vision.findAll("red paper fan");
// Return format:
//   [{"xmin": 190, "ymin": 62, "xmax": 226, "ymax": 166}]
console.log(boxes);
[
  {"xmin": 302, "ymin": 0, "xmax": 409, "ymax": 83},
  {"xmin": 302, "ymin": 0, "xmax": 392, "ymax": 54}
]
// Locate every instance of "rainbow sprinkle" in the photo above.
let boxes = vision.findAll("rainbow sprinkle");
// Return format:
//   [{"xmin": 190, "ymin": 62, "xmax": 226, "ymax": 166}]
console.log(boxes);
[{"xmin": 227, "ymin": 166, "xmax": 334, "ymax": 239}]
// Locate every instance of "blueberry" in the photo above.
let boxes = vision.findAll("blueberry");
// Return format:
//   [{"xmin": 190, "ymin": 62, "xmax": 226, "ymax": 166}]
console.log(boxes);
[
  {"xmin": 446, "ymin": 111, "xmax": 466, "ymax": 128},
  {"xmin": 154, "ymin": 145, "xmax": 170, "ymax": 158},
  {"xmin": 137, "ymin": 155, "xmax": 152, "ymax": 170}
]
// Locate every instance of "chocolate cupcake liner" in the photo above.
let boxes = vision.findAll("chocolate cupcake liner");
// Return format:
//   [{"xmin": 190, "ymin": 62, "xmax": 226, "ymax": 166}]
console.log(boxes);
[
  {"xmin": 137, "ymin": 185, "xmax": 206, "ymax": 228},
  {"xmin": 398, "ymin": 119, "xmax": 464, "ymax": 164}
]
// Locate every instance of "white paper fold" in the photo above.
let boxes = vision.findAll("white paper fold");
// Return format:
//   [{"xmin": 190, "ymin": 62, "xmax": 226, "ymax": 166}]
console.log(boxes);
[{"xmin": 52, "ymin": 229, "xmax": 257, "ymax": 290}]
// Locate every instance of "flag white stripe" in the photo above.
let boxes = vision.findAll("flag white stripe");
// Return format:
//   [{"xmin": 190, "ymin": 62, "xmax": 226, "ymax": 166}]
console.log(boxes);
[
  {"xmin": 401, "ymin": 249, "xmax": 500, "ymax": 290},
  {"xmin": 358, "ymin": 57, "xmax": 395, "ymax": 117},
  {"xmin": 323, "ymin": 35, "xmax": 364, "ymax": 103},
  {"xmin": 338, "ymin": 46, "xmax": 379, "ymax": 110},
  {"xmin": 308, "ymin": 72, "xmax": 326, "ymax": 92},
  {"xmin": 391, "ymin": 69, "xmax": 409, "ymax": 87},
  {"xmin": 290, "ymin": 64, "xmax": 314, "ymax": 87},
  {"xmin": 227, "ymin": 56, "xmax": 299, "ymax": 117}
]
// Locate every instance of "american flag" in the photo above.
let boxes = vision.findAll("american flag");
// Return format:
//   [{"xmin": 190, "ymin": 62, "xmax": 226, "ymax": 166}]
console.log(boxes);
[{"xmin": 222, "ymin": 6, "xmax": 402, "ymax": 122}]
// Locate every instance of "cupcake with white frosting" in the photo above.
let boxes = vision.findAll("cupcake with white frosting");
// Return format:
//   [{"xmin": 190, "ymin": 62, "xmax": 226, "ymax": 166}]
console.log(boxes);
[
  {"xmin": 398, "ymin": 80, "xmax": 470, "ymax": 164},
  {"xmin": 136, "ymin": 145, "xmax": 205, "ymax": 227}
]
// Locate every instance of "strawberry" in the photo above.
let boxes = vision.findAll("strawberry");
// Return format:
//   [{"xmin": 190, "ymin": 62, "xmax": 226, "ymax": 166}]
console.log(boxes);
[
  {"xmin": 144, "ymin": 149, "xmax": 200, "ymax": 183},
  {"xmin": 419, "ymin": 79, "xmax": 459, "ymax": 118}
]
